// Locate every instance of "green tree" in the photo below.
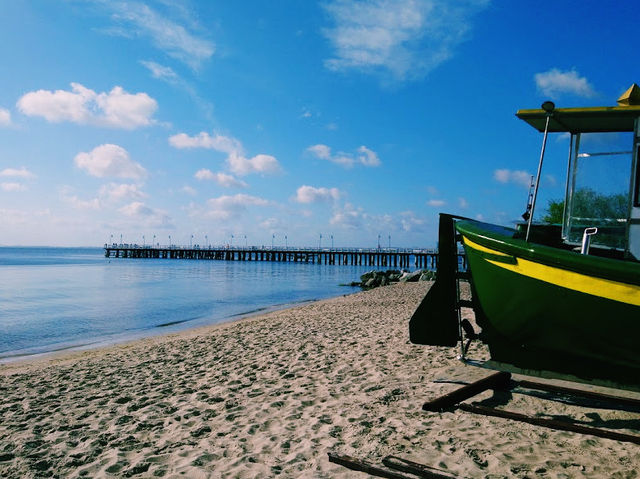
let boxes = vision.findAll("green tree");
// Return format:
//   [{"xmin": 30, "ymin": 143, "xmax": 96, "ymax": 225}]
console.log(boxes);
[
  {"xmin": 541, "ymin": 198, "xmax": 564, "ymax": 224},
  {"xmin": 542, "ymin": 188, "xmax": 627, "ymax": 224}
]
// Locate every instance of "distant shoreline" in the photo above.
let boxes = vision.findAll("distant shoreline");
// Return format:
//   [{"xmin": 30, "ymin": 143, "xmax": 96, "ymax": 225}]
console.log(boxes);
[{"xmin": 0, "ymin": 294, "xmax": 340, "ymax": 365}]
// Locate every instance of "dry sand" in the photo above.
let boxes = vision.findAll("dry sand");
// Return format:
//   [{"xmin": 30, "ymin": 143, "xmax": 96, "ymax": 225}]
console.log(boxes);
[{"xmin": 1, "ymin": 282, "xmax": 639, "ymax": 478}]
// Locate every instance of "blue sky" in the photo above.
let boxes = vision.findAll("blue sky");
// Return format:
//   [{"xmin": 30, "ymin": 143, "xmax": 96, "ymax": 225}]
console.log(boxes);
[{"xmin": 1, "ymin": 0, "xmax": 638, "ymax": 247}]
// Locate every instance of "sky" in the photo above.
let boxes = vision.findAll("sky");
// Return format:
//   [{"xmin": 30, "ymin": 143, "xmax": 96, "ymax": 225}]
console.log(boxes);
[{"xmin": 1, "ymin": 0, "xmax": 639, "ymax": 248}]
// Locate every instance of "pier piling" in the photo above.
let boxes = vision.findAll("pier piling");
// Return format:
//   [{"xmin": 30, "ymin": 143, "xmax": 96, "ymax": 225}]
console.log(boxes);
[{"xmin": 104, "ymin": 244, "xmax": 462, "ymax": 269}]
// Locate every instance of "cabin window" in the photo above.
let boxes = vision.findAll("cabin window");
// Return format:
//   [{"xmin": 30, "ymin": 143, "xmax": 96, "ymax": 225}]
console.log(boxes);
[{"xmin": 564, "ymin": 132, "xmax": 632, "ymax": 249}]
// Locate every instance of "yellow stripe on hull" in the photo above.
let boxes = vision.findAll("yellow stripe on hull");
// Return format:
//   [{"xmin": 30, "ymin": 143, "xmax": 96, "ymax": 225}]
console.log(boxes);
[{"xmin": 463, "ymin": 236, "xmax": 640, "ymax": 307}]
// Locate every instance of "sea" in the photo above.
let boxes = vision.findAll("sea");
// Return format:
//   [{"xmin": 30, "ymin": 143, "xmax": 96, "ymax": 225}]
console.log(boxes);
[{"xmin": 0, "ymin": 247, "xmax": 390, "ymax": 362}]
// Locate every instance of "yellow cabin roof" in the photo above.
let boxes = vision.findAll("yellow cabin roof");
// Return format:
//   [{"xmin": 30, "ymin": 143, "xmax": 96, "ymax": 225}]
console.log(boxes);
[
  {"xmin": 516, "ymin": 105, "xmax": 640, "ymax": 133},
  {"xmin": 518, "ymin": 83, "xmax": 640, "ymax": 133}
]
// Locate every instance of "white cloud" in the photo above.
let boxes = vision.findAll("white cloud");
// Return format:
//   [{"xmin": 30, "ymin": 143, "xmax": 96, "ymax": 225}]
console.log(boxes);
[
  {"xmin": 357, "ymin": 145, "xmax": 381, "ymax": 167},
  {"xmin": 322, "ymin": 0, "xmax": 489, "ymax": 81},
  {"xmin": 0, "ymin": 167, "xmax": 35, "ymax": 193},
  {"xmin": 260, "ymin": 217, "xmax": 288, "ymax": 232},
  {"xmin": 458, "ymin": 197, "xmax": 469, "ymax": 209},
  {"xmin": 294, "ymin": 185, "xmax": 341, "ymax": 204},
  {"xmin": 74, "ymin": 144, "xmax": 147, "ymax": 179},
  {"xmin": 0, "ymin": 108, "xmax": 11, "ymax": 126},
  {"xmin": 170, "ymin": 131, "xmax": 281, "ymax": 176},
  {"xmin": 140, "ymin": 60, "xmax": 179, "ymax": 82},
  {"xmin": 105, "ymin": 1, "xmax": 215, "ymax": 69},
  {"xmin": 194, "ymin": 169, "xmax": 248, "ymax": 188},
  {"xmin": 17, "ymin": 83, "xmax": 157, "ymax": 129},
  {"xmin": 205, "ymin": 194, "xmax": 269, "ymax": 220},
  {"xmin": 227, "ymin": 153, "xmax": 281, "ymax": 176},
  {"xmin": 119, "ymin": 201, "xmax": 154, "ymax": 217},
  {"xmin": 330, "ymin": 202, "xmax": 365, "ymax": 229},
  {"xmin": 494, "ymin": 169, "xmax": 532, "ymax": 187},
  {"xmin": 0, "ymin": 167, "xmax": 35, "ymax": 179},
  {"xmin": 534, "ymin": 69, "xmax": 595, "ymax": 98},
  {"xmin": 427, "ymin": 199, "xmax": 446, "ymax": 207},
  {"xmin": 99, "ymin": 183, "xmax": 148, "ymax": 202},
  {"xmin": 169, "ymin": 132, "xmax": 242, "ymax": 153},
  {"xmin": 181, "ymin": 185, "xmax": 197, "ymax": 196},
  {"xmin": 60, "ymin": 187, "xmax": 101, "ymax": 210},
  {"xmin": 306, "ymin": 143, "xmax": 381, "ymax": 168},
  {"xmin": 307, "ymin": 144, "xmax": 331, "ymax": 160},
  {"xmin": 1, "ymin": 182, "xmax": 26, "ymax": 192},
  {"xmin": 119, "ymin": 201, "xmax": 174, "ymax": 228},
  {"xmin": 399, "ymin": 210, "xmax": 426, "ymax": 232}
]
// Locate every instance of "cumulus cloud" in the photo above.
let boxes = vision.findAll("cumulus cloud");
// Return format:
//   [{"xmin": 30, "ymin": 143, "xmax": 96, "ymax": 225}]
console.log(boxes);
[
  {"xmin": 104, "ymin": 1, "xmax": 215, "ymax": 69},
  {"xmin": 74, "ymin": 144, "xmax": 147, "ymax": 179},
  {"xmin": 170, "ymin": 132, "xmax": 241, "ymax": 153},
  {"xmin": 119, "ymin": 201, "xmax": 154, "ymax": 217},
  {"xmin": 0, "ymin": 167, "xmax": 35, "ymax": 193},
  {"xmin": 307, "ymin": 144, "xmax": 331, "ymax": 160},
  {"xmin": 17, "ymin": 83, "xmax": 157, "ymax": 129},
  {"xmin": 260, "ymin": 217, "xmax": 288, "ymax": 232},
  {"xmin": 330, "ymin": 202, "xmax": 365, "ymax": 229},
  {"xmin": 180, "ymin": 185, "xmax": 197, "ymax": 196},
  {"xmin": 170, "ymin": 131, "xmax": 281, "ymax": 176},
  {"xmin": 494, "ymin": 168, "xmax": 532, "ymax": 187},
  {"xmin": 0, "ymin": 108, "xmax": 11, "ymax": 126},
  {"xmin": 322, "ymin": 0, "xmax": 489, "ymax": 81},
  {"xmin": 194, "ymin": 169, "xmax": 248, "ymax": 188},
  {"xmin": 119, "ymin": 201, "xmax": 174, "ymax": 228},
  {"xmin": 99, "ymin": 183, "xmax": 148, "ymax": 202},
  {"xmin": 399, "ymin": 210, "xmax": 426, "ymax": 232},
  {"xmin": 306, "ymin": 144, "xmax": 381, "ymax": 168},
  {"xmin": 458, "ymin": 197, "xmax": 469, "ymax": 209},
  {"xmin": 1, "ymin": 182, "xmax": 26, "ymax": 192},
  {"xmin": 294, "ymin": 185, "xmax": 341, "ymax": 204},
  {"xmin": 60, "ymin": 186, "xmax": 101, "ymax": 210},
  {"xmin": 427, "ymin": 199, "xmax": 446, "ymax": 207},
  {"xmin": 204, "ymin": 194, "xmax": 269, "ymax": 220},
  {"xmin": 0, "ymin": 167, "xmax": 35, "ymax": 179},
  {"xmin": 227, "ymin": 153, "xmax": 280, "ymax": 176},
  {"xmin": 534, "ymin": 69, "xmax": 595, "ymax": 98},
  {"xmin": 357, "ymin": 146, "xmax": 381, "ymax": 167}
]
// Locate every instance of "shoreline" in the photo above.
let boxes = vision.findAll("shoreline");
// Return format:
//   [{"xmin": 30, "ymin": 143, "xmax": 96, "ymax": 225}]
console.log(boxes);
[
  {"xmin": 2, "ymin": 282, "xmax": 639, "ymax": 478},
  {"xmin": 0, "ymin": 292, "xmax": 352, "ymax": 366}
]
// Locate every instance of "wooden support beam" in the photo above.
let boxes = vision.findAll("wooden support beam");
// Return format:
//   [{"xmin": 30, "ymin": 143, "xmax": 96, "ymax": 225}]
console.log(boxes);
[
  {"xmin": 516, "ymin": 379, "xmax": 640, "ymax": 409},
  {"xmin": 382, "ymin": 456, "xmax": 459, "ymax": 479},
  {"xmin": 422, "ymin": 371, "xmax": 511, "ymax": 412},
  {"xmin": 327, "ymin": 453, "xmax": 423, "ymax": 479},
  {"xmin": 459, "ymin": 403, "xmax": 640, "ymax": 445}
]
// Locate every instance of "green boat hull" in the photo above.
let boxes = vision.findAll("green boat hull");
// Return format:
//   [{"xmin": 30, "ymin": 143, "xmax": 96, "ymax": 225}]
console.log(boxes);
[{"xmin": 457, "ymin": 220, "xmax": 640, "ymax": 390}]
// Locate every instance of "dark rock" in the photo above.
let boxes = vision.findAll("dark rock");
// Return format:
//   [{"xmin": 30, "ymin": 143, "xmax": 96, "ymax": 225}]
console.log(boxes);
[
  {"xmin": 399, "ymin": 270, "xmax": 422, "ymax": 282},
  {"xmin": 419, "ymin": 271, "xmax": 435, "ymax": 281}
]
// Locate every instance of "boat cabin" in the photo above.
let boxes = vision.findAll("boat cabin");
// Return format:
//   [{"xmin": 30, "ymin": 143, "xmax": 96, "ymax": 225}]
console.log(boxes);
[{"xmin": 516, "ymin": 84, "xmax": 640, "ymax": 261}]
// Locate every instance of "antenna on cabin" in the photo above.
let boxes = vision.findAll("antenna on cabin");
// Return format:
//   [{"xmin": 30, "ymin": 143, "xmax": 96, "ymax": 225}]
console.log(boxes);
[
  {"xmin": 525, "ymin": 100, "xmax": 555, "ymax": 242},
  {"xmin": 521, "ymin": 175, "xmax": 535, "ymax": 221}
]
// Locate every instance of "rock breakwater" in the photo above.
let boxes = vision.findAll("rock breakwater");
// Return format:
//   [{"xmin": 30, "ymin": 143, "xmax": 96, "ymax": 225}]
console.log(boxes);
[{"xmin": 351, "ymin": 269, "xmax": 435, "ymax": 289}]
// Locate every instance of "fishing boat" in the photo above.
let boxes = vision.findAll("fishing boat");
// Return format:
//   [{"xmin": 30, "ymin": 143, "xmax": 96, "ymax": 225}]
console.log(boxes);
[{"xmin": 410, "ymin": 85, "xmax": 640, "ymax": 391}]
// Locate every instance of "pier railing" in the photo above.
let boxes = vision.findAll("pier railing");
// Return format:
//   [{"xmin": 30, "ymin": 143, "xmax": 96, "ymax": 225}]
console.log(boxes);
[{"xmin": 103, "ymin": 244, "xmax": 461, "ymax": 269}]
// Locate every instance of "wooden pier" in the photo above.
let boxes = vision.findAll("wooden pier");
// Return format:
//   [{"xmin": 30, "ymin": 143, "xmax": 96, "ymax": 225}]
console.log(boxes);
[{"xmin": 104, "ymin": 244, "xmax": 456, "ymax": 269}]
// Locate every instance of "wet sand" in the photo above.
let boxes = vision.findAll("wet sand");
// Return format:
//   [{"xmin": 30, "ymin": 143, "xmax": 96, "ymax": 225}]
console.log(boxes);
[{"xmin": 1, "ymin": 282, "xmax": 639, "ymax": 478}]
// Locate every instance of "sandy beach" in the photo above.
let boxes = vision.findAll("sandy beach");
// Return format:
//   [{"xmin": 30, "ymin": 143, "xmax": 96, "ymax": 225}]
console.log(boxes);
[{"xmin": 1, "ymin": 281, "xmax": 639, "ymax": 478}]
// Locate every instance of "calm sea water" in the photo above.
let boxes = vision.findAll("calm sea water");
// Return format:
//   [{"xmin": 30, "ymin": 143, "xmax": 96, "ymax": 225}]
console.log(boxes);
[{"xmin": 0, "ymin": 247, "xmax": 382, "ymax": 362}]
